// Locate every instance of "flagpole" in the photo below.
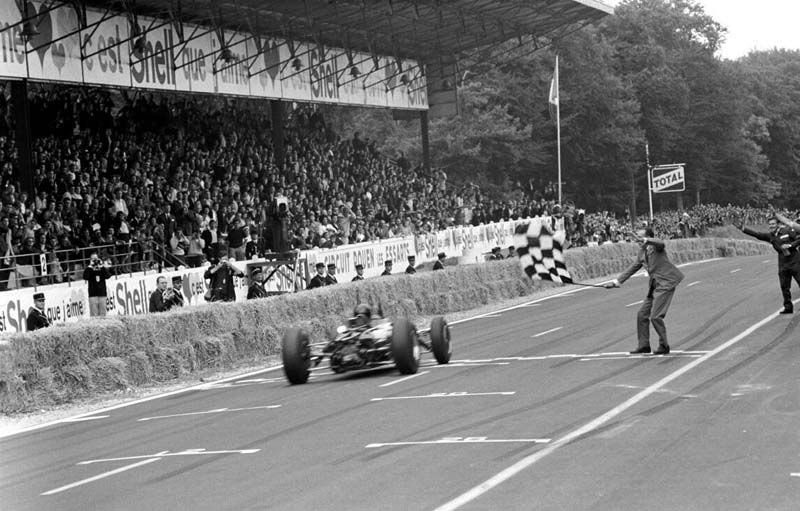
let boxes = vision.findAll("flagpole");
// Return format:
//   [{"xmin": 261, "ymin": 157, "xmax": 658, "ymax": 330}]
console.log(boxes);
[{"xmin": 555, "ymin": 56, "xmax": 562, "ymax": 206}]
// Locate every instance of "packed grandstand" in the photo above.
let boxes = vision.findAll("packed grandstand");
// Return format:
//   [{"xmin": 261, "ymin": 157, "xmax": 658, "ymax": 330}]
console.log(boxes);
[{"xmin": 0, "ymin": 81, "xmax": 779, "ymax": 289}]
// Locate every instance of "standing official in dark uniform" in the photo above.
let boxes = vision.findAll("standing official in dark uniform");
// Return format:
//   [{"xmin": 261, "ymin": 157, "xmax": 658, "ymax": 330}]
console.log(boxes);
[
  {"xmin": 605, "ymin": 228, "xmax": 684, "ymax": 355},
  {"xmin": 740, "ymin": 216, "xmax": 800, "ymax": 313},
  {"xmin": 308, "ymin": 262, "xmax": 328, "ymax": 289},
  {"xmin": 26, "ymin": 292, "xmax": 51, "ymax": 331},
  {"xmin": 433, "ymin": 253, "xmax": 446, "ymax": 271},
  {"xmin": 325, "ymin": 263, "xmax": 338, "ymax": 285},
  {"xmin": 405, "ymin": 255, "xmax": 417, "ymax": 274},
  {"xmin": 247, "ymin": 267, "xmax": 269, "ymax": 299},
  {"xmin": 381, "ymin": 260, "xmax": 393, "ymax": 276},
  {"xmin": 351, "ymin": 264, "xmax": 365, "ymax": 281}
]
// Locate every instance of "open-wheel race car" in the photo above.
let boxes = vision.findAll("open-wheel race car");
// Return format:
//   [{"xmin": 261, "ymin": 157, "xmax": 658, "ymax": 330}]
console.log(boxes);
[{"xmin": 281, "ymin": 304, "xmax": 452, "ymax": 384}]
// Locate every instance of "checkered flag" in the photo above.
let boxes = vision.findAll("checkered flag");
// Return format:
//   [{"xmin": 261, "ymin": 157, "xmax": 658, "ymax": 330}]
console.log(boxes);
[{"xmin": 514, "ymin": 217, "xmax": 573, "ymax": 284}]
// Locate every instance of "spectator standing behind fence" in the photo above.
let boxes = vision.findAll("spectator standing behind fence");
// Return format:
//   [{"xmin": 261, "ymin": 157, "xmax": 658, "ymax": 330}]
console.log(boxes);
[
  {"xmin": 84, "ymin": 252, "xmax": 111, "ymax": 316},
  {"xmin": 204, "ymin": 252, "xmax": 243, "ymax": 302},
  {"xmin": 26, "ymin": 292, "xmax": 51, "ymax": 331}
]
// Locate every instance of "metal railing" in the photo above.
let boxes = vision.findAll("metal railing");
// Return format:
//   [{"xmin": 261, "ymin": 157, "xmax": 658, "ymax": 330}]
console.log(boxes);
[{"xmin": 0, "ymin": 240, "xmax": 183, "ymax": 291}]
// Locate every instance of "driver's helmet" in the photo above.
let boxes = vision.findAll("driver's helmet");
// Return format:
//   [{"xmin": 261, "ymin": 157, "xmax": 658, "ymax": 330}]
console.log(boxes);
[{"xmin": 353, "ymin": 303, "xmax": 372, "ymax": 327}]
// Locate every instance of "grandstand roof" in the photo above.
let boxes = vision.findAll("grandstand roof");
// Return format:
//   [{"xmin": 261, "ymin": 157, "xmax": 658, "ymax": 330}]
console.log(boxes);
[{"xmin": 97, "ymin": 0, "xmax": 613, "ymax": 62}]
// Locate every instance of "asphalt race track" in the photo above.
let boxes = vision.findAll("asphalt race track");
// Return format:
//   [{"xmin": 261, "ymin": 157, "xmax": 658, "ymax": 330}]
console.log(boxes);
[{"xmin": 2, "ymin": 254, "xmax": 800, "ymax": 511}]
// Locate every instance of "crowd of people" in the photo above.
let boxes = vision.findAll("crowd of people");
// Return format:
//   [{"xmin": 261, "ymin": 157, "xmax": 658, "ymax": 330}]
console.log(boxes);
[{"xmin": 0, "ymin": 80, "xmax": 788, "ymax": 292}]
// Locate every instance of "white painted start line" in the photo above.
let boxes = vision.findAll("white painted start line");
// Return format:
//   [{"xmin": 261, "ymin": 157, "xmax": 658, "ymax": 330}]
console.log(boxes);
[
  {"xmin": 41, "ymin": 449, "xmax": 260, "ymax": 496},
  {"xmin": 433, "ymin": 299, "xmax": 800, "ymax": 511},
  {"xmin": 428, "ymin": 351, "xmax": 709, "ymax": 365},
  {"xmin": 366, "ymin": 437, "xmax": 551, "ymax": 449},
  {"xmin": 687, "ymin": 281, "xmax": 701, "ymax": 287},
  {"xmin": 137, "ymin": 405, "xmax": 281, "ymax": 422},
  {"xmin": 532, "ymin": 327, "xmax": 562, "ymax": 338},
  {"xmin": 372, "ymin": 392, "xmax": 515, "ymax": 402}
]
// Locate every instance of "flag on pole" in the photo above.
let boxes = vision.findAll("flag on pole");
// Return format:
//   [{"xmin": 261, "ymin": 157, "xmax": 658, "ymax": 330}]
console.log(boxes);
[
  {"xmin": 514, "ymin": 217, "xmax": 572, "ymax": 284},
  {"xmin": 548, "ymin": 55, "xmax": 559, "ymax": 121}
]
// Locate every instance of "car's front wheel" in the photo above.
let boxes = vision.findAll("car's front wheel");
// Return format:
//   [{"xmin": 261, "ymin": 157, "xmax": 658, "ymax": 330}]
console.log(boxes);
[
  {"xmin": 392, "ymin": 318, "xmax": 420, "ymax": 374},
  {"xmin": 282, "ymin": 328, "xmax": 311, "ymax": 384}
]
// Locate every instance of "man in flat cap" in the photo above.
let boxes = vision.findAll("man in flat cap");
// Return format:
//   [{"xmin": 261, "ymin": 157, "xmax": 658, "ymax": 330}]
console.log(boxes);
[
  {"xmin": 325, "ymin": 263, "xmax": 338, "ymax": 285},
  {"xmin": 381, "ymin": 260, "xmax": 393, "ymax": 276},
  {"xmin": 27, "ymin": 292, "xmax": 51, "ymax": 331},
  {"xmin": 308, "ymin": 262, "xmax": 329, "ymax": 289},
  {"xmin": 405, "ymin": 255, "xmax": 417, "ymax": 274},
  {"xmin": 247, "ymin": 267, "xmax": 268, "ymax": 299},
  {"xmin": 352, "ymin": 263, "xmax": 365, "ymax": 281},
  {"xmin": 433, "ymin": 253, "xmax": 446, "ymax": 271}
]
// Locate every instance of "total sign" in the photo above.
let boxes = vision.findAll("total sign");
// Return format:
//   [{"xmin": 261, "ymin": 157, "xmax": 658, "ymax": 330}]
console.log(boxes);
[{"xmin": 651, "ymin": 164, "xmax": 685, "ymax": 193}]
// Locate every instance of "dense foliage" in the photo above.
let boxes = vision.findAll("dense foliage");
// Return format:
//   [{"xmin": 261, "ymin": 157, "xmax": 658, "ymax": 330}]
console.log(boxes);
[{"xmin": 326, "ymin": 0, "xmax": 800, "ymax": 215}]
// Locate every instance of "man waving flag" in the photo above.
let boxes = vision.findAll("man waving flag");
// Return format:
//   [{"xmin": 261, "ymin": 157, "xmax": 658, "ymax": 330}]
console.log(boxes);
[{"xmin": 514, "ymin": 217, "xmax": 572, "ymax": 284}]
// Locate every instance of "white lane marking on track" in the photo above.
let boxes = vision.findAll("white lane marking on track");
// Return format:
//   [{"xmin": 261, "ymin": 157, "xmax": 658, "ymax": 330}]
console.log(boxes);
[
  {"xmin": 763, "ymin": 260, "xmax": 771, "ymax": 264},
  {"xmin": 730, "ymin": 268, "xmax": 741, "ymax": 273},
  {"xmin": 429, "ymin": 363, "xmax": 511, "ymax": 368},
  {"xmin": 379, "ymin": 371, "xmax": 429, "ymax": 388},
  {"xmin": 477, "ymin": 314, "xmax": 502, "ymax": 318},
  {"xmin": 791, "ymin": 473, "xmax": 800, "ymax": 477},
  {"xmin": 431, "ymin": 351, "xmax": 710, "ymax": 364},
  {"xmin": 687, "ymin": 281, "xmax": 701, "ymax": 287},
  {"xmin": 366, "ymin": 437, "xmax": 551, "ymax": 448},
  {"xmin": 532, "ymin": 327, "xmax": 562, "ymax": 338},
  {"xmin": 433, "ymin": 299, "xmax": 800, "ymax": 511},
  {"xmin": 580, "ymin": 355, "xmax": 702, "ymax": 361},
  {"xmin": 59, "ymin": 415, "xmax": 109, "ymax": 423},
  {"xmin": 625, "ymin": 300, "xmax": 644, "ymax": 308},
  {"xmin": 137, "ymin": 405, "xmax": 281, "ymax": 422},
  {"xmin": 371, "ymin": 392, "xmax": 515, "ymax": 402},
  {"xmin": 41, "ymin": 458, "xmax": 161, "ymax": 496},
  {"xmin": 77, "ymin": 448, "xmax": 260, "ymax": 465}
]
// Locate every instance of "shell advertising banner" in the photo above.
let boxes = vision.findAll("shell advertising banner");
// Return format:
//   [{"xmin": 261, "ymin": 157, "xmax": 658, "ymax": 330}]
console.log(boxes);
[{"xmin": 0, "ymin": 0, "xmax": 428, "ymax": 108}]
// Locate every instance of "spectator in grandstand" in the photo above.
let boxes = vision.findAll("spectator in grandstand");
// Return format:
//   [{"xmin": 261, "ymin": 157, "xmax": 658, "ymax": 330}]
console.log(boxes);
[
  {"xmin": 26, "ymin": 292, "xmax": 51, "ymax": 331},
  {"xmin": 227, "ymin": 218, "xmax": 247, "ymax": 260},
  {"xmin": 351, "ymin": 263, "xmax": 365, "ymax": 281},
  {"xmin": 308, "ymin": 262, "xmax": 328, "ymax": 289},
  {"xmin": 325, "ymin": 263, "xmax": 338, "ymax": 285},
  {"xmin": 405, "ymin": 255, "xmax": 417, "ymax": 274},
  {"xmin": 84, "ymin": 252, "xmax": 111, "ymax": 316},
  {"xmin": 201, "ymin": 220, "xmax": 220, "ymax": 261},
  {"xmin": 186, "ymin": 230, "xmax": 206, "ymax": 268},
  {"xmin": 433, "ymin": 252, "xmax": 446, "ymax": 271},
  {"xmin": 381, "ymin": 260, "xmax": 393, "ymax": 276},
  {"xmin": 245, "ymin": 231, "xmax": 263, "ymax": 259},
  {"xmin": 604, "ymin": 227, "xmax": 684, "ymax": 355},
  {"xmin": 738, "ymin": 216, "xmax": 800, "ymax": 314},
  {"xmin": 247, "ymin": 267, "xmax": 268, "ymax": 300},
  {"xmin": 204, "ymin": 253, "xmax": 243, "ymax": 302},
  {"xmin": 169, "ymin": 227, "xmax": 189, "ymax": 267}
]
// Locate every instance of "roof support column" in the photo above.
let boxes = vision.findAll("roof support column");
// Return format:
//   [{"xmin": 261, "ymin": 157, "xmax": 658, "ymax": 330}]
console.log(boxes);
[
  {"xmin": 270, "ymin": 99, "xmax": 285, "ymax": 170},
  {"xmin": 10, "ymin": 80, "xmax": 34, "ymax": 196},
  {"xmin": 420, "ymin": 109, "xmax": 430, "ymax": 173}
]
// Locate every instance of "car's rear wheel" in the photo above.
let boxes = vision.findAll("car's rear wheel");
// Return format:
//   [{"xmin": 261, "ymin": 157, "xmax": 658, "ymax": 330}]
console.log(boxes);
[
  {"xmin": 429, "ymin": 316, "xmax": 451, "ymax": 364},
  {"xmin": 282, "ymin": 328, "xmax": 311, "ymax": 384},
  {"xmin": 392, "ymin": 318, "xmax": 420, "ymax": 374}
]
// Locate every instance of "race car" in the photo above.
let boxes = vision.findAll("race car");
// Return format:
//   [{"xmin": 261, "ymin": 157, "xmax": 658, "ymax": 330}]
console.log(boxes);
[{"xmin": 281, "ymin": 303, "xmax": 452, "ymax": 384}]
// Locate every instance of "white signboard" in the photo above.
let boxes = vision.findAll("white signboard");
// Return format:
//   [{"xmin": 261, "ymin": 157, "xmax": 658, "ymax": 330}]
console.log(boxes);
[
  {"xmin": 174, "ymin": 23, "xmax": 216, "ymax": 94},
  {"xmin": 214, "ymin": 30, "xmax": 251, "ymax": 96},
  {"xmin": 280, "ymin": 40, "xmax": 312, "ymax": 101},
  {"xmin": 129, "ymin": 16, "xmax": 178, "ymax": 91},
  {"xmin": 651, "ymin": 164, "xmax": 685, "ymax": 193},
  {"xmin": 0, "ymin": 0, "xmax": 28, "ymax": 78},
  {"xmin": 248, "ymin": 36, "xmax": 283, "ymax": 99},
  {"xmin": 82, "ymin": 11, "xmax": 130, "ymax": 87},
  {"xmin": 26, "ymin": 1, "xmax": 83, "ymax": 83}
]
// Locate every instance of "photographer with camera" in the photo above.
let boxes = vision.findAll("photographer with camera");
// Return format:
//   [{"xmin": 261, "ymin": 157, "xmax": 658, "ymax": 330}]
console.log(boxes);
[
  {"xmin": 84, "ymin": 252, "xmax": 112, "ymax": 317},
  {"xmin": 204, "ymin": 250, "xmax": 244, "ymax": 302},
  {"xmin": 149, "ymin": 275, "xmax": 185, "ymax": 312}
]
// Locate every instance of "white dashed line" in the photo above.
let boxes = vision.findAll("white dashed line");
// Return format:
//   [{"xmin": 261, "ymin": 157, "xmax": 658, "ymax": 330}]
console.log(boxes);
[
  {"xmin": 626, "ymin": 300, "xmax": 644, "ymax": 308},
  {"xmin": 687, "ymin": 281, "xmax": 701, "ymax": 287},
  {"xmin": 730, "ymin": 269, "xmax": 741, "ymax": 274},
  {"xmin": 379, "ymin": 371, "xmax": 429, "ymax": 387},
  {"xmin": 532, "ymin": 327, "xmax": 562, "ymax": 338}
]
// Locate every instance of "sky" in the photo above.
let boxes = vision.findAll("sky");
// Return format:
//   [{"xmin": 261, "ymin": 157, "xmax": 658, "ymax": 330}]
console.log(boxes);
[{"xmin": 605, "ymin": 0, "xmax": 800, "ymax": 59}]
